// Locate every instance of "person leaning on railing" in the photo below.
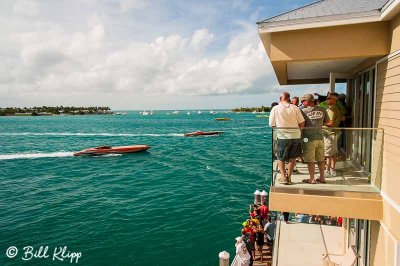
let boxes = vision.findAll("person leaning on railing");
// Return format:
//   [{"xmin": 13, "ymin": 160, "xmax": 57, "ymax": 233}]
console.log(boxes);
[{"xmin": 269, "ymin": 92, "xmax": 305, "ymax": 184}]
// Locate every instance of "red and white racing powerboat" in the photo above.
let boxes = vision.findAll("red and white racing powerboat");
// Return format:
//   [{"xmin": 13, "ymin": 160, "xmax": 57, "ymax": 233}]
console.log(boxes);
[
  {"xmin": 73, "ymin": 145, "xmax": 150, "ymax": 156},
  {"xmin": 184, "ymin": 131, "xmax": 224, "ymax": 137}
]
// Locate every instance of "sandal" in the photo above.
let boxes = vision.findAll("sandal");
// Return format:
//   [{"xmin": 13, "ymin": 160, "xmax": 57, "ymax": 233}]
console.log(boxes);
[
  {"xmin": 302, "ymin": 179, "xmax": 315, "ymax": 184},
  {"xmin": 316, "ymin": 178, "xmax": 326, "ymax": 184},
  {"xmin": 279, "ymin": 178, "xmax": 288, "ymax": 184},
  {"xmin": 285, "ymin": 174, "xmax": 292, "ymax": 185},
  {"xmin": 293, "ymin": 169, "xmax": 301, "ymax": 174}
]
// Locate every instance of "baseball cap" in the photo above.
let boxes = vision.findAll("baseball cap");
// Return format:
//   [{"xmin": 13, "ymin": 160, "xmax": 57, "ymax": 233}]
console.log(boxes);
[{"xmin": 301, "ymin": 94, "xmax": 314, "ymax": 102}]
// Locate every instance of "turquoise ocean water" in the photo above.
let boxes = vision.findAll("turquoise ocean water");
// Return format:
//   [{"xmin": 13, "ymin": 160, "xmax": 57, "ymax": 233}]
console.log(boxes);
[{"xmin": 0, "ymin": 111, "xmax": 272, "ymax": 265}]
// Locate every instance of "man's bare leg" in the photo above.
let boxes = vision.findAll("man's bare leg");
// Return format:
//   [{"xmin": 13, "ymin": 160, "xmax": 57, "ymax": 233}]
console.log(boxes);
[
  {"xmin": 287, "ymin": 158, "xmax": 296, "ymax": 182},
  {"xmin": 317, "ymin": 161, "xmax": 325, "ymax": 182},
  {"xmin": 326, "ymin": 156, "xmax": 332, "ymax": 173},
  {"xmin": 307, "ymin": 162, "xmax": 315, "ymax": 182},
  {"xmin": 331, "ymin": 154, "xmax": 337, "ymax": 171},
  {"xmin": 278, "ymin": 160, "xmax": 287, "ymax": 182}
]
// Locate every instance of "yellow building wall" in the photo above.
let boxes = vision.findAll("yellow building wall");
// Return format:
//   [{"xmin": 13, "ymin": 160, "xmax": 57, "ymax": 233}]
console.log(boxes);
[
  {"xmin": 371, "ymin": 14, "xmax": 400, "ymax": 265},
  {"xmin": 376, "ymin": 54, "xmax": 400, "ymax": 210},
  {"xmin": 370, "ymin": 221, "xmax": 396, "ymax": 266}
]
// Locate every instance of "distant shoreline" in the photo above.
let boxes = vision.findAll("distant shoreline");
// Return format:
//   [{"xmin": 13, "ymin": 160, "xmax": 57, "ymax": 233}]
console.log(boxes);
[
  {"xmin": 0, "ymin": 106, "xmax": 112, "ymax": 116},
  {"xmin": 231, "ymin": 106, "xmax": 271, "ymax": 112},
  {"xmin": 1, "ymin": 106, "xmax": 272, "ymax": 116}
]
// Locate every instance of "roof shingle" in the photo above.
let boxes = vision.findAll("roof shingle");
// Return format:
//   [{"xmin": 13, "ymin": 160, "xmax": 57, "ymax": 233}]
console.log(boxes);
[{"xmin": 258, "ymin": 0, "xmax": 390, "ymax": 24}]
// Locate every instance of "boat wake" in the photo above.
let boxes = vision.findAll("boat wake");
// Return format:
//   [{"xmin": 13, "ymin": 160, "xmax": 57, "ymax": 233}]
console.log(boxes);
[
  {"xmin": 0, "ymin": 132, "xmax": 185, "ymax": 137},
  {"xmin": 0, "ymin": 152, "xmax": 74, "ymax": 160}
]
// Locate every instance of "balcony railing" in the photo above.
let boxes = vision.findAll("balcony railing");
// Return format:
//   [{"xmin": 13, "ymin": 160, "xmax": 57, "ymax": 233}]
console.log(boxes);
[{"xmin": 271, "ymin": 127, "xmax": 383, "ymax": 194}]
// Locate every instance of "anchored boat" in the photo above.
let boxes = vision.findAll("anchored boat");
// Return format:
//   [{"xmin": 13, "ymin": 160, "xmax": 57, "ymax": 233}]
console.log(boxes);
[
  {"xmin": 74, "ymin": 145, "xmax": 150, "ymax": 156},
  {"xmin": 184, "ymin": 131, "xmax": 224, "ymax": 137}
]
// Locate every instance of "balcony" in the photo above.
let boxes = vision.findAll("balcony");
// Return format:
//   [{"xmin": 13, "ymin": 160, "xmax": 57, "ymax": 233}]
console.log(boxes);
[{"xmin": 269, "ymin": 127, "xmax": 384, "ymax": 220}]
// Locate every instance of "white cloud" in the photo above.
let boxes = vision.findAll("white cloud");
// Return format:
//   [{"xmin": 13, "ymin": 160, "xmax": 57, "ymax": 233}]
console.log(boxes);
[
  {"xmin": 0, "ymin": 0, "xmax": 286, "ymax": 109},
  {"xmin": 1, "ymin": 22, "xmax": 273, "ymax": 98},
  {"xmin": 119, "ymin": 0, "xmax": 148, "ymax": 12},
  {"xmin": 13, "ymin": 0, "xmax": 40, "ymax": 17},
  {"xmin": 190, "ymin": 28, "xmax": 215, "ymax": 51}
]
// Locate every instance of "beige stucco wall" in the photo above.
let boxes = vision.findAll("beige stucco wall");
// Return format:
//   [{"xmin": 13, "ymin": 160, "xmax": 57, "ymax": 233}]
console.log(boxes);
[
  {"xmin": 268, "ymin": 22, "xmax": 390, "ymax": 62},
  {"xmin": 269, "ymin": 191, "xmax": 382, "ymax": 220},
  {"xmin": 370, "ymin": 221, "xmax": 396, "ymax": 266},
  {"xmin": 391, "ymin": 14, "xmax": 400, "ymax": 53}
]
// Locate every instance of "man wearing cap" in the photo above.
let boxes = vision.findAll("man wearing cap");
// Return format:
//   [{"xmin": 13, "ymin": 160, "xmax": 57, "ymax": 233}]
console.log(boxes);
[
  {"xmin": 236, "ymin": 236, "xmax": 251, "ymax": 266},
  {"xmin": 269, "ymin": 92, "xmax": 305, "ymax": 184},
  {"xmin": 300, "ymin": 94, "xmax": 328, "ymax": 184},
  {"xmin": 323, "ymin": 93, "xmax": 343, "ymax": 177}
]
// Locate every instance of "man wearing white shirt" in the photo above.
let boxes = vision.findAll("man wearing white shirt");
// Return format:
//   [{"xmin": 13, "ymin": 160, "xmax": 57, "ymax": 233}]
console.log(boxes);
[
  {"xmin": 235, "ymin": 237, "xmax": 251, "ymax": 266},
  {"xmin": 269, "ymin": 92, "xmax": 305, "ymax": 184}
]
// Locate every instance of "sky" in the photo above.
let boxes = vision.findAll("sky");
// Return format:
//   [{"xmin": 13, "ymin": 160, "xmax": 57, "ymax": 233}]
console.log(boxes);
[{"xmin": 0, "ymin": 0, "xmax": 329, "ymax": 110}]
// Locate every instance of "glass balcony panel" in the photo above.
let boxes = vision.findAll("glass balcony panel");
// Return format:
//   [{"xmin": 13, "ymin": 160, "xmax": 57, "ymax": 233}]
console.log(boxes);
[{"xmin": 271, "ymin": 127, "xmax": 383, "ymax": 194}]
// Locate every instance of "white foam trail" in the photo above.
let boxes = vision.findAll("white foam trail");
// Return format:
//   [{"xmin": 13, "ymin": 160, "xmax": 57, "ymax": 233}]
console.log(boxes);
[
  {"xmin": 101, "ymin": 154, "xmax": 123, "ymax": 157},
  {"xmin": 0, "ymin": 132, "xmax": 185, "ymax": 137},
  {"xmin": 0, "ymin": 152, "xmax": 73, "ymax": 160}
]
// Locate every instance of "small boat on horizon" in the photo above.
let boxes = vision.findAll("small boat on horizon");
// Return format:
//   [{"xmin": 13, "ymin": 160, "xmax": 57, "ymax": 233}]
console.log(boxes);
[
  {"xmin": 140, "ymin": 110, "xmax": 154, "ymax": 116},
  {"xmin": 215, "ymin": 118, "xmax": 231, "ymax": 121},
  {"xmin": 184, "ymin": 131, "xmax": 224, "ymax": 137},
  {"xmin": 73, "ymin": 145, "xmax": 150, "ymax": 156}
]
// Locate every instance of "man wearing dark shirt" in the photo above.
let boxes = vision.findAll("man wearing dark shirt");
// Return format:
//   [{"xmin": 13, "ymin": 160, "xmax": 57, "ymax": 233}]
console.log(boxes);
[{"xmin": 301, "ymin": 94, "xmax": 328, "ymax": 184}]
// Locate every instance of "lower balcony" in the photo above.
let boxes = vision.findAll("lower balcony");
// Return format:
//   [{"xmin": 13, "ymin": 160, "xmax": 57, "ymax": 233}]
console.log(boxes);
[{"xmin": 271, "ymin": 217, "xmax": 367, "ymax": 266}]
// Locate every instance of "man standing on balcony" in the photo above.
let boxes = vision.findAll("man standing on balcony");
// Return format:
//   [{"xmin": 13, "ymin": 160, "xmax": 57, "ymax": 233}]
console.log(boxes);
[
  {"xmin": 269, "ymin": 92, "xmax": 305, "ymax": 184},
  {"xmin": 323, "ymin": 93, "xmax": 343, "ymax": 177},
  {"xmin": 300, "ymin": 94, "xmax": 328, "ymax": 184}
]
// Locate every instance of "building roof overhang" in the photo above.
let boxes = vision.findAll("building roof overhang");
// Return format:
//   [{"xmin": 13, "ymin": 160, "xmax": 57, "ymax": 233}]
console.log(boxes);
[{"xmin": 258, "ymin": 0, "xmax": 398, "ymax": 85}]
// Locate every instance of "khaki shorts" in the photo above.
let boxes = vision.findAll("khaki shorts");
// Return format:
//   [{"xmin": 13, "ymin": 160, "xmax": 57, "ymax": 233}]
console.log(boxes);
[
  {"xmin": 303, "ymin": 139, "xmax": 324, "ymax": 162},
  {"xmin": 324, "ymin": 132, "xmax": 339, "ymax": 156}
]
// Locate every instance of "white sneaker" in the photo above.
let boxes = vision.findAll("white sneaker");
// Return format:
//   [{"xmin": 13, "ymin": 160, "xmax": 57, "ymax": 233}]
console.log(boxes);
[
  {"xmin": 330, "ymin": 170, "xmax": 337, "ymax": 177},
  {"xmin": 324, "ymin": 170, "xmax": 331, "ymax": 177}
]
